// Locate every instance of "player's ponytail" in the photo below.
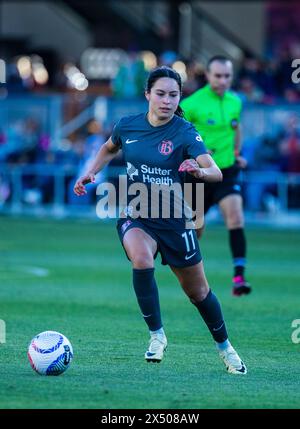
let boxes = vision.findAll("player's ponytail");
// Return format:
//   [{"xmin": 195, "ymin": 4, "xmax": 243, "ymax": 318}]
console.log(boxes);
[
  {"xmin": 145, "ymin": 66, "xmax": 184, "ymax": 117},
  {"xmin": 174, "ymin": 105, "xmax": 184, "ymax": 118}
]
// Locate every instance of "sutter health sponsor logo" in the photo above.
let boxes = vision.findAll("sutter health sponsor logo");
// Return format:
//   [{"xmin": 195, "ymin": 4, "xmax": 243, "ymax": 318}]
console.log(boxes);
[
  {"xmin": 141, "ymin": 164, "xmax": 173, "ymax": 185},
  {"xmin": 127, "ymin": 163, "xmax": 173, "ymax": 185}
]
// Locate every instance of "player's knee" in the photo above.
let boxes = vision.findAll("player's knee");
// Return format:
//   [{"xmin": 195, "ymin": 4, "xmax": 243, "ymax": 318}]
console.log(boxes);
[
  {"xmin": 182, "ymin": 281, "xmax": 209, "ymax": 302},
  {"xmin": 189, "ymin": 292, "xmax": 207, "ymax": 300},
  {"xmin": 227, "ymin": 212, "xmax": 244, "ymax": 229},
  {"xmin": 189, "ymin": 289, "xmax": 209, "ymax": 303},
  {"xmin": 131, "ymin": 251, "xmax": 154, "ymax": 269}
]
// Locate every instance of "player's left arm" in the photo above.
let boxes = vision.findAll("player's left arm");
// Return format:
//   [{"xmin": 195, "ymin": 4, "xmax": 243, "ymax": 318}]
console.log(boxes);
[
  {"xmin": 179, "ymin": 154, "xmax": 222, "ymax": 183},
  {"xmin": 234, "ymin": 122, "xmax": 247, "ymax": 169}
]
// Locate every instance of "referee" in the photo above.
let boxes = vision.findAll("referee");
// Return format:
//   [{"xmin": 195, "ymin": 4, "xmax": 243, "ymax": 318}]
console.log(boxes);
[{"xmin": 181, "ymin": 55, "xmax": 251, "ymax": 296}]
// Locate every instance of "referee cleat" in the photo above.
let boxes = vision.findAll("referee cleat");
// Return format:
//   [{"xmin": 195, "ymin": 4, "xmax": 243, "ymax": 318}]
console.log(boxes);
[
  {"xmin": 219, "ymin": 346, "xmax": 247, "ymax": 375},
  {"xmin": 232, "ymin": 275, "xmax": 251, "ymax": 296},
  {"xmin": 145, "ymin": 333, "xmax": 167, "ymax": 363}
]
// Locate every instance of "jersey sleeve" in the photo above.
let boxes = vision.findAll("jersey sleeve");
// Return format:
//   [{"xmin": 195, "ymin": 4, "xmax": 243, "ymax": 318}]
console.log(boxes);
[
  {"xmin": 236, "ymin": 97, "xmax": 242, "ymax": 121},
  {"xmin": 180, "ymin": 97, "xmax": 194, "ymax": 123},
  {"xmin": 238, "ymin": 100, "xmax": 242, "ymax": 121},
  {"xmin": 182, "ymin": 124, "xmax": 207, "ymax": 159},
  {"xmin": 231, "ymin": 93, "xmax": 242, "ymax": 122},
  {"xmin": 111, "ymin": 118, "xmax": 123, "ymax": 148}
]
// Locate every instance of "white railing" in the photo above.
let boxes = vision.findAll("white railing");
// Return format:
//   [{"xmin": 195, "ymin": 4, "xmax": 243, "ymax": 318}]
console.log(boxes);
[{"xmin": 0, "ymin": 164, "xmax": 299, "ymax": 225}]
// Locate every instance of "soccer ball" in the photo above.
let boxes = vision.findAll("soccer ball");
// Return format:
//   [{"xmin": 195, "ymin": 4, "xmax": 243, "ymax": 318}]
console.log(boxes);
[{"xmin": 28, "ymin": 330, "xmax": 73, "ymax": 376}]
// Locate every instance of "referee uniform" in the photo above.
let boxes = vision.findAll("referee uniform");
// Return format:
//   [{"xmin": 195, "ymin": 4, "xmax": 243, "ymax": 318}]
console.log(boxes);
[{"xmin": 181, "ymin": 83, "xmax": 251, "ymax": 296}]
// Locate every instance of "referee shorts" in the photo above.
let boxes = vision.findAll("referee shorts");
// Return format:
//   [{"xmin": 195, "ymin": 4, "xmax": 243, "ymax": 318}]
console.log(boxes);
[{"xmin": 186, "ymin": 164, "xmax": 242, "ymax": 215}]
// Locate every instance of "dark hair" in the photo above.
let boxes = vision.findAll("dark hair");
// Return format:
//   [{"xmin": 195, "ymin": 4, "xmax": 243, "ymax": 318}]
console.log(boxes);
[
  {"xmin": 145, "ymin": 66, "xmax": 184, "ymax": 117},
  {"xmin": 207, "ymin": 55, "xmax": 232, "ymax": 71}
]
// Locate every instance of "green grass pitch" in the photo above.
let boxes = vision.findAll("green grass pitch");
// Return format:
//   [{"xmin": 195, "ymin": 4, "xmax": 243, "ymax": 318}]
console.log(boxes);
[{"xmin": 0, "ymin": 217, "xmax": 300, "ymax": 409}]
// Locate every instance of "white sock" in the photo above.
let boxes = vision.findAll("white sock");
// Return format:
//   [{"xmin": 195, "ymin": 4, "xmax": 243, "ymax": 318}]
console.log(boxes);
[{"xmin": 150, "ymin": 327, "xmax": 165, "ymax": 337}]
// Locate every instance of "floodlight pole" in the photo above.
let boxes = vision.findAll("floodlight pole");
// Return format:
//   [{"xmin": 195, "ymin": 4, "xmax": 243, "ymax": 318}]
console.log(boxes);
[{"xmin": 178, "ymin": 2, "xmax": 192, "ymax": 60}]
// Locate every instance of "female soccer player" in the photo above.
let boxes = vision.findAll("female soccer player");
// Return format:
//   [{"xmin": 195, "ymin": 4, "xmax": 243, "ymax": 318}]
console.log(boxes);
[{"xmin": 74, "ymin": 66, "xmax": 247, "ymax": 374}]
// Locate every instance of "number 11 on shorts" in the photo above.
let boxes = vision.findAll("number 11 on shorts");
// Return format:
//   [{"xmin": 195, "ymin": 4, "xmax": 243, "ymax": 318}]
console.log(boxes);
[{"xmin": 181, "ymin": 231, "xmax": 196, "ymax": 252}]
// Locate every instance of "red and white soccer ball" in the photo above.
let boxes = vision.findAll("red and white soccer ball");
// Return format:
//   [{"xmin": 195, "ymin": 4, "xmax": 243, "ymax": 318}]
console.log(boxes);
[{"xmin": 28, "ymin": 331, "xmax": 73, "ymax": 376}]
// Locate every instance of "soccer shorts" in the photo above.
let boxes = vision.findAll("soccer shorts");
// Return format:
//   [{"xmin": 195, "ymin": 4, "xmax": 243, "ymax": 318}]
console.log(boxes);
[
  {"xmin": 186, "ymin": 164, "xmax": 242, "ymax": 214},
  {"xmin": 117, "ymin": 218, "xmax": 202, "ymax": 268}
]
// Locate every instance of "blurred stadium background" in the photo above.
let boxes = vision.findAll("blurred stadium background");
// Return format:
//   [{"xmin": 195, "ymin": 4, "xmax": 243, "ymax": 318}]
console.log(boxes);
[
  {"xmin": 1, "ymin": 0, "xmax": 300, "ymax": 221},
  {"xmin": 1, "ymin": 0, "xmax": 300, "ymax": 410}
]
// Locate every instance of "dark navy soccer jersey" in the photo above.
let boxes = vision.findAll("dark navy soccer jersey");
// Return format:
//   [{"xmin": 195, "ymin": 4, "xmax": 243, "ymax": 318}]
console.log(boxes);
[{"xmin": 111, "ymin": 112, "xmax": 207, "ymax": 229}]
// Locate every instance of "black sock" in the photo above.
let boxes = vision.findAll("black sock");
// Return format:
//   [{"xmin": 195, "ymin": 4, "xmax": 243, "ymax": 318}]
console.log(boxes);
[
  {"xmin": 132, "ymin": 268, "xmax": 162, "ymax": 331},
  {"xmin": 192, "ymin": 289, "xmax": 228, "ymax": 343},
  {"xmin": 229, "ymin": 228, "xmax": 246, "ymax": 277}
]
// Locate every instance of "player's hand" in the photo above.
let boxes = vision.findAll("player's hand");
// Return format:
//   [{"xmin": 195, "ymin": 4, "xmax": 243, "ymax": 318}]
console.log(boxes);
[
  {"xmin": 235, "ymin": 156, "xmax": 247, "ymax": 169},
  {"xmin": 178, "ymin": 159, "xmax": 203, "ymax": 179},
  {"xmin": 73, "ymin": 174, "xmax": 95, "ymax": 196}
]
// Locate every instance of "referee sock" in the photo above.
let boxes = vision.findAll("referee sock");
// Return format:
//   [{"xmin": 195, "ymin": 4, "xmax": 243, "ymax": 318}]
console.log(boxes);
[
  {"xmin": 192, "ymin": 289, "xmax": 228, "ymax": 343},
  {"xmin": 229, "ymin": 228, "xmax": 246, "ymax": 277},
  {"xmin": 132, "ymin": 268, "xmax": 162, "ymax": 332}
]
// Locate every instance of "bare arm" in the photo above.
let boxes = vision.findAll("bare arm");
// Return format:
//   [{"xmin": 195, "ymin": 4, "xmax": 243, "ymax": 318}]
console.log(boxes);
[
  {"xmin": 234, "ymin": 124, "xmax": 247, "ymax": 168},
  {"xmin": 178, "ymin": 154, "xmax": 223, "ymax": 183},
  {"xmin": 234, "ymin": 123, "xmax": 242, "ymax": 155},
  {"xmin": 74, "ymin": 137, "xmax": 120, "ymax": 196}
]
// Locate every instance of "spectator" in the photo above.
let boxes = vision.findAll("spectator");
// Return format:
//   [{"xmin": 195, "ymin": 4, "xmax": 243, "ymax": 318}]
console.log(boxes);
[
  {"xmin": 237, "ymin": 77, "xmax": 264, "ymax": 103},
  {"xmin": 278, "ymin": 114, "xmax": 300, "ymax": 173},
  {"xmin": 68, "ymin": 120, "xmax": 106, "ymax": 205}
]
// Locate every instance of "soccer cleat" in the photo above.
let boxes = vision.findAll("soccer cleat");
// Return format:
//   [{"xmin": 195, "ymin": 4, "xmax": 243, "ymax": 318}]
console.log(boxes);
[
  {"xmin": 219, "ymin": 346, "xmax": 247, "ymax": 375},
  {"xmin": 145, "ymin": 333, "xmax": 167, "ymax": 363},
  {"xmin": 232, "ymin": 275, "xmax": 251, "ymax": 296}
]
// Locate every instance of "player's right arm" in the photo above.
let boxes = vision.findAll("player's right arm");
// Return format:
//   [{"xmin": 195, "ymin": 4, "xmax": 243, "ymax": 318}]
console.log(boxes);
[
  {"xmin": 234, "ymin": 124, "xmax": 247, "ymax": 169},
  {"xmin": 74, "ymin": 137, "xmax": 120, "ymax": 196}
]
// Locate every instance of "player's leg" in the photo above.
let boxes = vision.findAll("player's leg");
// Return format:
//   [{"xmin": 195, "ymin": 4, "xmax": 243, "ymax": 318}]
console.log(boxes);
[
  {"xmin": 219, "ymin": 194, "xmax": 251, "ymax": 296},
  {"xmin": 170, "ymin": 261, "xmax": 247, "ymax": 374},
  {"xmin": 120, "ymin": 225, "xmax": 167, "ymax": 362},
  {"xmin": 122, "ymin": 227, "xmax": 157, "ymax": 269}
]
